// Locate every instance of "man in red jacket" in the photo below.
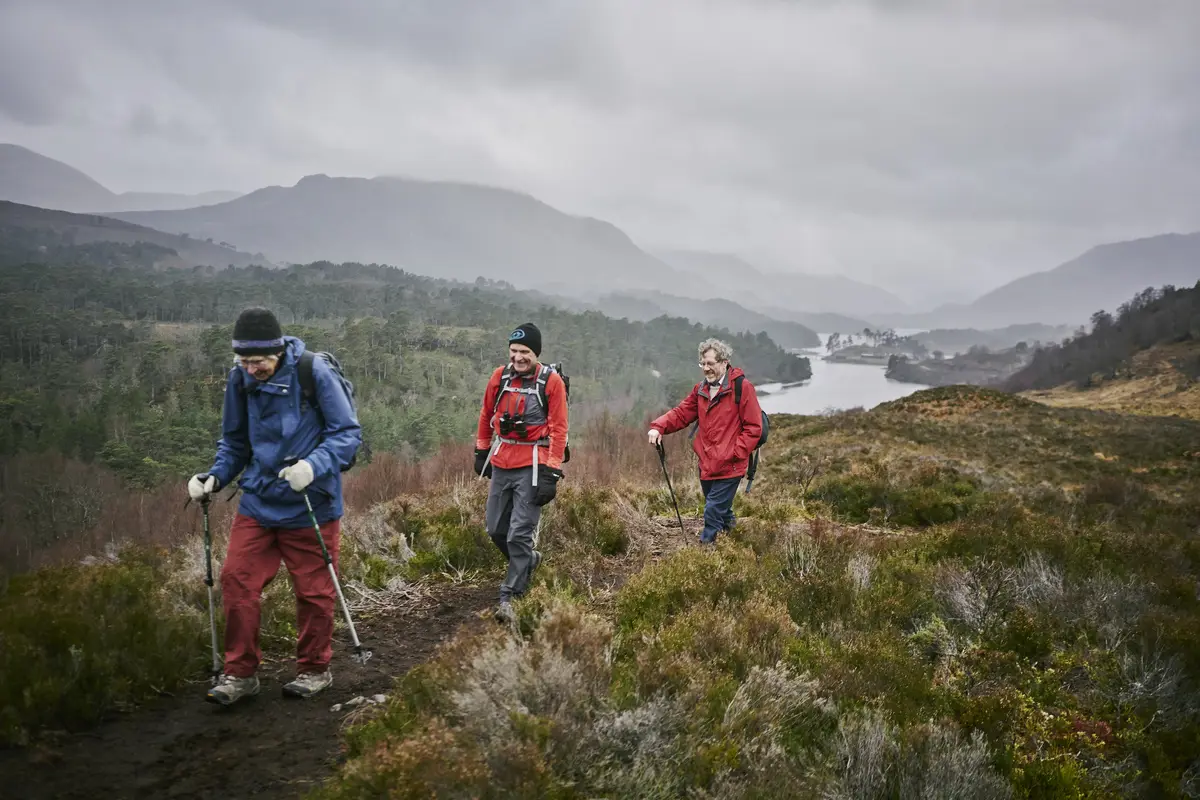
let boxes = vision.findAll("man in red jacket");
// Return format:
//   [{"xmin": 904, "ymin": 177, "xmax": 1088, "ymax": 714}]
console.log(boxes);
[
  {"xmin": 648, "ymin": 337, "xmax": 763, "ymax": 545},
  {"xmin": 474, "ymin": 322, "xmax": 568, "ymax": 623}
]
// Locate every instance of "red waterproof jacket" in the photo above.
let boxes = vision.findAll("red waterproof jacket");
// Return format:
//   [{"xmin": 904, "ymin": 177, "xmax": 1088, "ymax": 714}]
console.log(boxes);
[
  {"xmin": 650, "ymin": 366, "xmax": 763, "ymax": 481},
  {"xmin": 475, "ymin": 363, "xmax": 568, "ymax": 471}
]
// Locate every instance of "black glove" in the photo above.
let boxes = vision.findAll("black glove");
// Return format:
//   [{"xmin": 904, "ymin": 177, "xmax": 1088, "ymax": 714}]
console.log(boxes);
[
  {"xmin": 474, "ymin": 448, "xmax": 493, "ymax": 478},
  {"xmin": 533, "ymin": 465, "xmax": 564, "ymax": 506}
]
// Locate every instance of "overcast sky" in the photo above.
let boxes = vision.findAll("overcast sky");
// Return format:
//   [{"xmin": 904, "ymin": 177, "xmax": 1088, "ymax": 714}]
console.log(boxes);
[{"xmin": 2, "ymin": 0, "xmax": 1198, "ymax": 305}]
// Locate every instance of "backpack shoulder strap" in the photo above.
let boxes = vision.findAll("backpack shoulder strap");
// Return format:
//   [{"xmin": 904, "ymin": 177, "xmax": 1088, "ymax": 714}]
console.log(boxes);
[
  {"xmin": 298, "ymin": 350, "xmax": 317, "ymax": 401},
  {"xmin": 536, "ymin": 364, "xmax": 552, "ymax": 407},
  {"xmin": 493, "ymin": 364, "xmax": 516, "ymax": 406},
  {"xmin": 734, "ymin": 374, "xmax": 744, "ymax": 405}
]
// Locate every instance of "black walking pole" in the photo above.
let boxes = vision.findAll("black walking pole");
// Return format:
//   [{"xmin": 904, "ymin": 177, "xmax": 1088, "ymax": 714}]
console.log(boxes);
[
  {"xmin": 655, "ymin": 441, "xmax": 686, "ymax": 536},
  {"xmin": 200, "ymin": 497, "xmax": 222, "ymax": 684}
]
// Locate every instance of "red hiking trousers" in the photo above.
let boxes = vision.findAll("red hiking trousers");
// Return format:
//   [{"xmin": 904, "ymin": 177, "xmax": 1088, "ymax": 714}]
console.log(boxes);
[{"xmin": 220, "ymin": 512, "xmax": 341, "ymax": 678}]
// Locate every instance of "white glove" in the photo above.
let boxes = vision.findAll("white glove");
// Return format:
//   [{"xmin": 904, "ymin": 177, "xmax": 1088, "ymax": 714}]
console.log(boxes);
[
  {"xmin": 647, "ymin": 429, "xmax": 662, "ymax": 446},
  {"xmin": 188, "ymin": 473, "xmax": 217, "ymax": 501},
  {"xmin": 278, "ymin": 460, "xmax": 315, "ymax": 492}
]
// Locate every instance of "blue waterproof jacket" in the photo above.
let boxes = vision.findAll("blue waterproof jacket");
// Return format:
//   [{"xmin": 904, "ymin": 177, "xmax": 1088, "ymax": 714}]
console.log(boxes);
[{"xmin": 209, "ymin": 336, "xmax": 362, "ymax": 528}]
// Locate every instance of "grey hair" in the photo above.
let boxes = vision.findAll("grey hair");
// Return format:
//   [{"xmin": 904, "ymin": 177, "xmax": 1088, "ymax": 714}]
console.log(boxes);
[{"xmin": 698, "ymin": 338, "xmax": 733, "ymax": 363}]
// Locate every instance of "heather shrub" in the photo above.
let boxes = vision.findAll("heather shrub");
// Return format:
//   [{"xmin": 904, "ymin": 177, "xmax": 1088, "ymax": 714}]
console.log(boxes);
[
  {"xmin": 388, "ymin": 492, "xmax": 503, "ymax": 579},
  {"xmin": 0, "ymin": 548, "xmax": 206, "ymax": 745},
  {"xmin": 548, "ymin": 485, "xmax": 629, "ymax": 556}
]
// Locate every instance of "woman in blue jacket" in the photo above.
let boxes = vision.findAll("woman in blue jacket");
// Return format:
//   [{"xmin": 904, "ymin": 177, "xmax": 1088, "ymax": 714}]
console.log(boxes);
[{"xmin": 187, "ymin": 307, "xmax": 362, "ymax": 706}]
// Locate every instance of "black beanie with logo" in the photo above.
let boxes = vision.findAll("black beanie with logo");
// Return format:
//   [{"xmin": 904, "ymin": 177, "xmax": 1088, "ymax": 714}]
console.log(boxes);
[
  {"xmin": 508, "ymin": 322, "xmax": 542, "ymax": 356},
  {"xmin": 231, "ymin": 307, "xmax": 285, "ymax": 355}
]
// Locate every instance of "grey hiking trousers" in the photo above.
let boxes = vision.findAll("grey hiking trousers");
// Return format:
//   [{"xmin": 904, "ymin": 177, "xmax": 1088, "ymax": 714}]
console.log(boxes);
[{"xmin": 485, "ymin": 466, "xmax": 542, "ymax": 602}]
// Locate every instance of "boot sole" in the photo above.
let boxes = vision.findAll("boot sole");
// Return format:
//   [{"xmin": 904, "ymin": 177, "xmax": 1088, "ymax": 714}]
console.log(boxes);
[
  {"xmin": 205, "ymin": 687, "xmax": 260, "ymax": 706},
  {"xmin": 282, "ymin": 679, "xmax": 333, "ymax": 699}
]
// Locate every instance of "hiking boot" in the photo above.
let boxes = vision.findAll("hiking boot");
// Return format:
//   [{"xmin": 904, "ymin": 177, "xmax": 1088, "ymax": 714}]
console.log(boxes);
[
  {"xmin": 205, "ymin": 674, "xmax": 260, "ymax": 706},
  {"xmin": 282, "ymin": 669, "xmax": 333, "ymax": 699},
  {"xmin": 494, "ymin": 601, "xmax": 516, "ymax": 625},
  {"xmin": 531, "ymin": 550, "xmax": 543, "ymax": 574}
]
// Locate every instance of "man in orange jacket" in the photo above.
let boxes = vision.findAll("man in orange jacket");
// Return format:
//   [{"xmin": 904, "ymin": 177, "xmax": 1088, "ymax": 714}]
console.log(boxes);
[
  {"xmin": 648, "ymin": 337, "xmax": 762, "ymax": 545},
  {"xmin": 474, "ymin": 322, "xmax": 568, "ymax": 623}
]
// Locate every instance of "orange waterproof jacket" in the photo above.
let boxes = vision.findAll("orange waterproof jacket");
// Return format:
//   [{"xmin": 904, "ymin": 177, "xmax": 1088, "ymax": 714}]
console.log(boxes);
[{"xmin": 475, "ymin": 363, "xmax": 568, "ymax": 470}]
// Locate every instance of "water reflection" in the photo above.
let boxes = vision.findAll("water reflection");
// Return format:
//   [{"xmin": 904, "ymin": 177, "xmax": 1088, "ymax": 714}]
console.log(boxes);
[{"xmin": 756, "ymin": 335, "xmax": 929, "ymax": 416}]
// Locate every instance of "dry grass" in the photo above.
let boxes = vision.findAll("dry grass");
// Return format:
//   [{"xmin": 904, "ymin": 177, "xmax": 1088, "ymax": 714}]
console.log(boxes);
[
  {"xmin": 0, "ymin": 452, "xmax": 239, "ymax": 576},
  {"xmin": 1022, "ymin": 342, "xmax": 1200, "ymax": 421}
]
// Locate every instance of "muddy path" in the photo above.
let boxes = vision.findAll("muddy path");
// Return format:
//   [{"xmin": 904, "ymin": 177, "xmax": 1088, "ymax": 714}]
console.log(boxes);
[
  {"xmin": 3, "ymin": 585, "xmax": 498, "ymax": 800},
  {"xmin": 3, "ymin": 513, "xmax": 700, "ymax": 800}
]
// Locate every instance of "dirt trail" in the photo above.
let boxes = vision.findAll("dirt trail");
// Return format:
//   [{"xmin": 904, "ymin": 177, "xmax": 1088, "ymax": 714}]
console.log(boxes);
[
  {"xmin": 3, "ymin": 585, "xmax": 497, "ymax": 800},
  {"xmin": 4, "ymin": 513, "xmax": 700, "ymax": 800}
]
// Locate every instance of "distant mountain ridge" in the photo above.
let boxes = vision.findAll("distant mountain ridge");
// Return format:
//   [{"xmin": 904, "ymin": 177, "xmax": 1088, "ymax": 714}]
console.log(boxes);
[
  {"xmin": 972, "ymin": 232, "xmax": 1200, "ymax": 324},
  {"xmin": 872, "ymin": 231, "xmax": 1200, "ymax": 330},
  {"xmin": 653, "ymin": 249, "xmax": 905, "ymax": 321},
  {"xmin": 9, "ymin": 143, "xmax": 1199, "ymax": 334},
  {"xmin": 0, "ymin": 201, "xmax": 268, "ymax": 268},
  {"xmin": 578, "ymin": 290, "xmax": 821, "ymax": 349},
  {"xmin": 108, "ymin": 173, "xmax": 693, "ymax": 295},
  {"xmin": 0, "ymin": 143, "xmax": 241, "ymax": 212}
]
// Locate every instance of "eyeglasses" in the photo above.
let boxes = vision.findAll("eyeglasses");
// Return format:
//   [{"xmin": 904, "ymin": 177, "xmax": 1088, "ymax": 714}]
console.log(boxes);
[
  {"xmin": 698, "ymin": 361, "xmax": 724, "ymax": 369},
  {"xmin": 236, "ymin": 355, "xmax": 278, "ymax": 368}
]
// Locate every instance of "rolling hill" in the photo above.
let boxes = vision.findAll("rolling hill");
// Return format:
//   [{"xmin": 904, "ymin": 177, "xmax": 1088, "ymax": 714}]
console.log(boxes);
[
  {"xmin": 972, "ymin": 232, "xmax": 1200, "ymax": 325},
  {"xmin": 582, "ymin": 290, "xmax": 821, "ymax": 349},
  {"xmin": 108, "ymin": 173, "xmax": 689, "ymax": 295},
  {"xmin": 0, "ymin": 201, "xmax": 269, "ymax": 268},
  {"xmin": 1004, "ymin": 280, "xmax": 1200, "ymax": 397},
  {"xmin": 912, "ymin": 322, "xmax": 1077, "ymax": 356},
  {"xmin": 873, "ymin": 231, "xmax": 1200, "ymax": 330},
  {"xmin": 654, "ymin": 249, "xmax": 904, "ymax": 322},
  {"xmin": 0, "ymin": 144, "xmax": 241, "ymax": 212}
]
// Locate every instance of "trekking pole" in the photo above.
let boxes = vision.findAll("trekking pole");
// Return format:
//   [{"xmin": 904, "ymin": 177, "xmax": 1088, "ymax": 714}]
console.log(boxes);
[
  {"xmin": 200, "ymin": 497, "xmax": 222, "ymax": 684},
  {"xmin": 655, "ymin": 441, "xmax": 686, "ymax": 536},
  {"xmin": 302, "ymin": 491, "xmax": 372, "ymax": 665}
]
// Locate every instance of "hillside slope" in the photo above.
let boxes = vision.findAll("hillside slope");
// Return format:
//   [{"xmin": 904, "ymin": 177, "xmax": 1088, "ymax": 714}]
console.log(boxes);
[
  {"xmin": 1022, "ymin": 341, "xmax": 1200, "ymax": 420},
  {"xmin": 5, "ymin": 383, "xmax": 1200, "ymax": 798},
  {"xmin": 0, "ymin": 201, "xmax": 269, "ymax": 268},
  {"xmin": 0, "ymin": 144, "xmax": 240, "ymax": 212},
  {"xmin": 1004, "ymin": 281, "xmax": 1200, "ymax": 392},
  {"xmin": 109, "ymin": 174, "xmax": 688, "ymax": 295},
  {"xmin": 656, "ymin": 248, "xmax": 903, "ymax": 321},
  {"xmin": 588, "ymin": 290, "xmax": 820, "ymax": 348},
  {"xmin": 971, "ymin": 231, "xmax": 1200, "ymax": 326}
]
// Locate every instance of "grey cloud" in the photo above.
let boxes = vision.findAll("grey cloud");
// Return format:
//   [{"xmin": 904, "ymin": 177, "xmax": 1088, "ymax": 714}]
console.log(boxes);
[
  {"xmin": 1, "ymin": 0, "xmax": 1198, "ymax": 304},
  {"xmin": 0, "ymin": 5, "xmax": 87, "ymax": 125}
]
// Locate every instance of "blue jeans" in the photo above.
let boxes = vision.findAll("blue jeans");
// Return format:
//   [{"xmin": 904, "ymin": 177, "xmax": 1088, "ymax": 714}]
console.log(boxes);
[{"xmin": 700, "ymin": 477, "xmax": 741, "ymax": 544}]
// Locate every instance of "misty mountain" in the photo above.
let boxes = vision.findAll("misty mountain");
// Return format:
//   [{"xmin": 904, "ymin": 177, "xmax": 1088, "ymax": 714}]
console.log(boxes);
[
  {"xmin": 580, "ymin": 290, "xmax": 820, "ymax": 349},
  {"xmin": 653, "ymin": 249, "xmax": 907, "ymax": 321},
  {"xmin": 873, "ymin": 231, "xmax": 1200, "ymax": 330},
  {"xmin": 0, "ymin": 144, "xmax": 241, "ymax": 213},
  {"xmin": 108, "ymin": 173, "xmax": 692, "ymax": 295},
  {"xmin": 756, "ymin": 306, "xmax": 873, "ymax": 337},
  {"xmin": 970, "ymin": 232, "xmax": 1200, "ymax": 324},
  {"xmin": 912, "ymin": 323, "xmax": 1077, "ymax": 356},
  {"xmin": 0, "ymin": 201, "xmax": 268, "ymax": 268}
]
